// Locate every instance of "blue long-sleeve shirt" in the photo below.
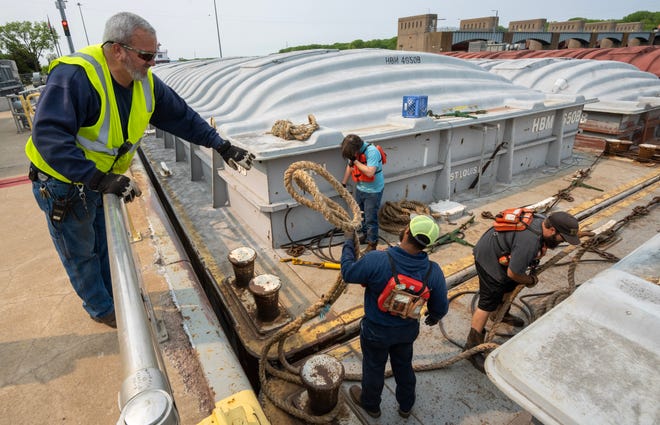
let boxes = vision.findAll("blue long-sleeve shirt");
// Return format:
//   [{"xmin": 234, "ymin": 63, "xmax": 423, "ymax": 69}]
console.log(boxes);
[
  {"xmin": 341, "ymin": 241, "xmax": 449, "ymax": 327},
  {"xmin": 30, "ymin": 63, "xmax": 227, "ymax": 185}
]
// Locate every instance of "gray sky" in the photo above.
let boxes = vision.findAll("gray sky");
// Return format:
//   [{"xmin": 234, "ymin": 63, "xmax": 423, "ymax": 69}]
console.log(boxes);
[{"xmin": 2, "ymin": 0, "xmax": 658, "ymax": 61}]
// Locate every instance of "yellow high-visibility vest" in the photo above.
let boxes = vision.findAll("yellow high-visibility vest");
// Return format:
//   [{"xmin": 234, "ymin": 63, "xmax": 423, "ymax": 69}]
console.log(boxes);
[{"xmin": 25, "ymin": 44, "xmax": 155, "ymax": 183}]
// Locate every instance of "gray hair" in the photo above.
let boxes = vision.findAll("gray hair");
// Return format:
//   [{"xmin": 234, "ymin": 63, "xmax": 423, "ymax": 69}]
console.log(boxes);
[{"xmin": 102, "ymin": 12, "xmax": 156, "ymax": 45}]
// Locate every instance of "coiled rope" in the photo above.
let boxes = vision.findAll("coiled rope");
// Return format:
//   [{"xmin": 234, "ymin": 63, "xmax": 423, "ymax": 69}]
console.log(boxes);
[
  {"xmin": 378, "ymin": 200, "xmax": 439, "ymax": 235},
  {"xmin": 258, "ymin": 161, "xmax": 361, "ymax": 423},
  {"xmin": 269, "ymin": 114, "xmax": 319, "ymax": 141}
]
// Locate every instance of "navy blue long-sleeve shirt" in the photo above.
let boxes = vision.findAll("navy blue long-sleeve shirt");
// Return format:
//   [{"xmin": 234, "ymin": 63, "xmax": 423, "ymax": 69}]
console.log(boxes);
[
  {"xmin": 31, "ymin": 63, "xmax": 227, "ymax": 184},
  {"xmin": 341, "ymin": 241, "xmax": 449, "ymax": 327}
]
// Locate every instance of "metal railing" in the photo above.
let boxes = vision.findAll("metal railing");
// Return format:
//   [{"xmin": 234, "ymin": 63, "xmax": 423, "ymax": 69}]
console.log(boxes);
[{"xmin": 103, "ymin": 194, "xmax": 179, "ymax": 425}]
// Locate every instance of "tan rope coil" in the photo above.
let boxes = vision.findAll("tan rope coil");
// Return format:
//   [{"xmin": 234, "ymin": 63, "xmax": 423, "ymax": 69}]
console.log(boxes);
[
  {"xmin": 378, "ymin": 200, "xmax": 439, "ymax": 235},
  {"xmin": 270, "ymin": 114, "xmax": 319, "ymax": 141},
  {"xmin": 283, "ymin": 161, "xmax": 362, "ymax": 232},
  {"xmin": 258, "ymin": 161, "xmax": 362, "ymax": 423}
]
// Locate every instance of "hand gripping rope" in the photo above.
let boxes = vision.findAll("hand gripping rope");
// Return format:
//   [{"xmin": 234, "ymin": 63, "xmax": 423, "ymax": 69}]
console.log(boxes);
[{"xmin": 258, "ymin": 161, "xmax": 361, "ymax": 423}]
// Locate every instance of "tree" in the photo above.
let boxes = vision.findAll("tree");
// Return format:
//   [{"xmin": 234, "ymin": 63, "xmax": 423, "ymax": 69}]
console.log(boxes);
[
  {"xmin": 0, "ymin": 21, "xmax": 57, "ymax": 73},
  {"xmin": 349, "ymin": 39, "xmax": 365, "ymax": 49},
  {"xmin": 622, "ymin": 11, "xmax": 660, "ymax": 31}
]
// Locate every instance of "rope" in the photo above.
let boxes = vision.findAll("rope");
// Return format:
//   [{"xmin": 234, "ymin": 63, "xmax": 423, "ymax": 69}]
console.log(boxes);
[
  {"xmin": 378, "ymin": 200, "xmax": 439, "ymax": 235},
  {"xmin": 423, "ymin": 194, "xmax": 658, "ymax": 370},
  {"xmin": 283, "ymin": 161, "xmax": 362, "ymax": 231},
  {"xmin": 269, "ymin": 114, "xmax": 319, "ymax": 141},
  {"xmin": 259, "ymin": 161, "xmax": 361, "ymax": 423},
  {"xmin": 261, "ymin": 166, "xmax": 656, "ymax": 418},
  {"xmin": 518, "ymin": 196, "xmax": 658, "ymax": 320},
  {"xmin": 343, "ymin": 342, "xmax": 500, "ymax": 381},
  {"xmin": 543, "ymin": 153, "xmax": 604, "ymax": 213},
  {"xmin": 343, "ymin": 288, "xmax": 505, "ymax": 381}
]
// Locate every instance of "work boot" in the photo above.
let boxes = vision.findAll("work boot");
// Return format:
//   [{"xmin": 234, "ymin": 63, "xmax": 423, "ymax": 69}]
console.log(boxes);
[
  {"xmin": 91, "ymin": 311, "xmax": 117, "ymax": 329},
  {"xmin": 501, "ymin": 312, "xmax": 525, "ymax": 327},
  {"xmin": 463, "ymin": 327, "xmax": 486, "ymax": 373},
  {"xmin": 349, "ymin": 385, "xmax": 381, "ymax": 418},
  {"xmin": 358, "ymin": 233, "xmax": 367, "ymax": 244},
  {"xmin": 364, "ymin": 242, "xmax": 378, "ymax": 252},
  {"xmin": 398, "ymin": 407, "xmax": 412, "ymax": 418},
  {"xmin": 491, "ymin": 306, "xmax": 525, "ymax": 328}
]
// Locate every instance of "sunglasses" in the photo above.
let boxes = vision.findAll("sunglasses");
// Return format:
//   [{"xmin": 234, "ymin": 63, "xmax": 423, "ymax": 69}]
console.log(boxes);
[{"xmin": 106, "ymin": 41, "xmax": 156, "ymax": 62}]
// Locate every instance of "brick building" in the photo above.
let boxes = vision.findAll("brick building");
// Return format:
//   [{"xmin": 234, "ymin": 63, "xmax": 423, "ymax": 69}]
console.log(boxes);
[{"xmin": 397, "ymin": 14, "xmax": 656, "ymax": 52}]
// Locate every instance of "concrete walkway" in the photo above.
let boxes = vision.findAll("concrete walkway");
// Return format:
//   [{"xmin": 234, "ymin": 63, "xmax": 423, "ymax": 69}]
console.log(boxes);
[{"xmin": 0, "ymin": 110, "xmax": 213, "ymax": 424}]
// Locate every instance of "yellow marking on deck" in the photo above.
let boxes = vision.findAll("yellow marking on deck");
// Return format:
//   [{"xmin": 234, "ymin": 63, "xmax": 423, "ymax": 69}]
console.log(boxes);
[
  {"xmin": 280, "ymin": 306, "xmax": 364, "ymax": 351},
  {"xmin": 564, "ymin": 172, "xmax": 659, "ymax": 216},
  {"xmin": 198, "ymin": 389, "xmax": 270, "ymax": 425},
  {"xmin": 441, "ymin": 255, "xmax": 476, "ymax": 276}
]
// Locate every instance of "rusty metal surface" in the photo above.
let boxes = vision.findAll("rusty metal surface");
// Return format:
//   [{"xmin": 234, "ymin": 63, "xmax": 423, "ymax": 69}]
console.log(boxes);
[{"xmin": 443, "ymin": 46, "xmax": 660, "ymax": 77}]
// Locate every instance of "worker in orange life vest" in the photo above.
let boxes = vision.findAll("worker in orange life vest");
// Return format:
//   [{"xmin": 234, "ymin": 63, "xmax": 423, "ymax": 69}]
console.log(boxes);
[
  {"xmin": 340, "ymin": 134, "xmax": 384, "ymax": 252},
  {"xmin": 466, "ymin": 211, "xmax": 581, "ymax": 372}
]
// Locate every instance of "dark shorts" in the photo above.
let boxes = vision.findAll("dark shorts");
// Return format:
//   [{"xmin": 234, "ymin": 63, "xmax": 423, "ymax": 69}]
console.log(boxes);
[{"xmin": 475, "ymin": 262, "xmax": 518, "ymax": 312}]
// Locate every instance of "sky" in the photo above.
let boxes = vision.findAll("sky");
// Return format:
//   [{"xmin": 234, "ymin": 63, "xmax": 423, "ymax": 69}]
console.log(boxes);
[{"xmin": 2, "ymin": 0, "xmax": 658, "ymax": 62}]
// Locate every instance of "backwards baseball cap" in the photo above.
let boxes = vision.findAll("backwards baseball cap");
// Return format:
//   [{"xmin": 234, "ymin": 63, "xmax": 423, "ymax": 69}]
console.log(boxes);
[
  {"xmin": 548, "ymin": 211, "xmax": 580, "ymax": 245},
  {"xmin": 409, "ymin": 214, "xmax": 440, "ymax": 247}
]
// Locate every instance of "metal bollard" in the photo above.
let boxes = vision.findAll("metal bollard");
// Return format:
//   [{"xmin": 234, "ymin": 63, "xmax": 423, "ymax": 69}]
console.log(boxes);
[
  {"xmin": 300, "ymin": 354, "xmax": 345, "ymax": 415},
  {"xmin": 228, "ymin": 247, "xmax": 257, "ymax": 288},
  {"xmin": 248, "ymin": 274, "xmax": 281, "ymax": 322}
]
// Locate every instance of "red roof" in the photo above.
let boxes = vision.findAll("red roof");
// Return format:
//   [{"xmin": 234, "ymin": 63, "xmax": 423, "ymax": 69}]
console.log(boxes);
[{"xmin": 442, "ymin": 46, "xmax": 660, "ymax": 77}]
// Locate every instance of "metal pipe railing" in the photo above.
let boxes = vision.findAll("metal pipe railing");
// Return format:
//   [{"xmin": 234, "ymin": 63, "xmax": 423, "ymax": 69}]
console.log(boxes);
[{"xmin": 103, "ymin": 194, "xmax": 179, "ymax": 425}]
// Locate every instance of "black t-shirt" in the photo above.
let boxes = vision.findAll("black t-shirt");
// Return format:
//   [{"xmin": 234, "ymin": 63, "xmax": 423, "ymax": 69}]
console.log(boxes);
[{"xmin": 473, "ymin": 217, "xmax": 543, "ymax": 281}]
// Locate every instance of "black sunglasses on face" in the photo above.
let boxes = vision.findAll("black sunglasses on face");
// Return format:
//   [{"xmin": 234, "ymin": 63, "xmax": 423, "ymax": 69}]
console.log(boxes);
[{"xmin": 105, "ymin": 41, "xmax": 156, "ymax": 62}]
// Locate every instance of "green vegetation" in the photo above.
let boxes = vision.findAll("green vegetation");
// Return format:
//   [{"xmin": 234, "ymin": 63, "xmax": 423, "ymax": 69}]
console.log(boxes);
[
  {"xmin": 279, "ymin": 37, "xmax": 397, "ymax": 53},
  {"xmin": 621, "ymin": 10, "xmax": 660, "ymax": 31},
  {"xmin": 0, "ymin": 21, "xmax": 58, "ymax": 73},
  {"xmin": 565, "ymin": 11, "xmax": 659, "ymax": 30}
]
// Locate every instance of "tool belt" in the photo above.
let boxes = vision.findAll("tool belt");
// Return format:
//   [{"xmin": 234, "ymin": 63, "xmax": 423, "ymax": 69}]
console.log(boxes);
[{"xmin": 28, "ymin": 164, "xmax": 53, "ymax": 182}]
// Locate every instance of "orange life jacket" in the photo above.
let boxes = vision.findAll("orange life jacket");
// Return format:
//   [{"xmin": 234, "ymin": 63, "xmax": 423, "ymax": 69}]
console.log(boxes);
[
  {"xmin": 493, "ymin": 207, "xmax": 535, "ymax": 232},
  {"xmin": 377, "ymin": 252, "xmax": 431, "ymax": 320},
  {"xmin": 351, "ymin": 144, "xmax": 386, "ymax": 183},
  {"xmin": 493, "ymin": 207, "xmax": 543, "ymax": 266}
]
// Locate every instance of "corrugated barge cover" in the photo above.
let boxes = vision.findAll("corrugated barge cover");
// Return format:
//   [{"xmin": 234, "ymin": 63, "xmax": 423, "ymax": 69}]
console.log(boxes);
[
  {"xmin": 153, "ymin": 49, "xmax": 584, "ymax": 158},
  {"xmin": 443, "ymin": 46, "xmax": 660, "ymax": 78},
  {"xmin": 473, "ymin": 58, "xmax": 660, "ymax": 112},
  {"xmin": 150, "ymin": 49, "xmax": 588, "ymax": 247}
]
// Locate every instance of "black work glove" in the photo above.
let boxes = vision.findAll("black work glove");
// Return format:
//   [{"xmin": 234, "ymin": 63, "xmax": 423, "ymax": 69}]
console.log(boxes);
[
  {"xmin": 424, "ymin": 314, "xmax": 439, "ymax": 326},
  {"xmin": 90, "ymin": 172, "xmax": 141, "ymax": 203},
  {"xmin": 216, "ymin": 142, "xmax": 255, "ymax": 171}
]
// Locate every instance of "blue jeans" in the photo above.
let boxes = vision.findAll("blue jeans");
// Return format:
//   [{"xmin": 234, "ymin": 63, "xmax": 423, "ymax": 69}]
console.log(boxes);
[
  {"xmin": 355, "ymin": 189, "xmax": 383, "ymax": 244},
  {"xmin": 32, "ymin": 177, "xmax": 113, "ymax": 319},
  {"xmin": 359, "ymin": 318, "xmax": 419, "ymax": 412}
]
